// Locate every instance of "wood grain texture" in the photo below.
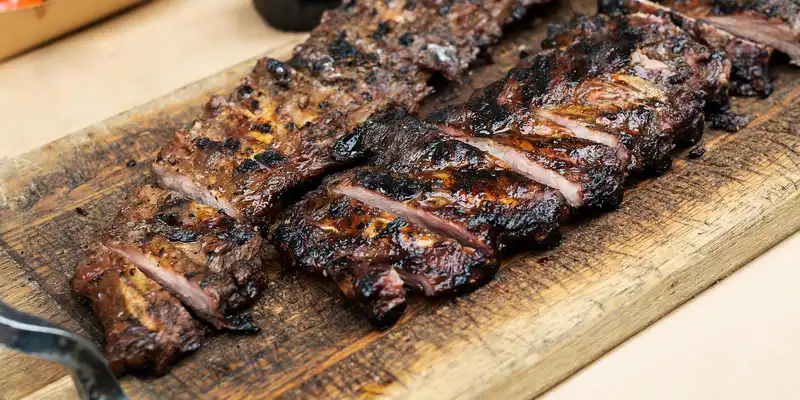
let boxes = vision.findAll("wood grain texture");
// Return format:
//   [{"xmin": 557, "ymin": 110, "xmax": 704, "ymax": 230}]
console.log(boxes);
[{"xmin": 2, "ymin": 1, "xmax": 799, "ymax": 398}]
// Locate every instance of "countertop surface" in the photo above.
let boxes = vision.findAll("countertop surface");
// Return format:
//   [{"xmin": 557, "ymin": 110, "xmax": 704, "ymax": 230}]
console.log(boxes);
[{"xmin": 0, "ymin": 1, "xmax": 797, "ymax": 398}]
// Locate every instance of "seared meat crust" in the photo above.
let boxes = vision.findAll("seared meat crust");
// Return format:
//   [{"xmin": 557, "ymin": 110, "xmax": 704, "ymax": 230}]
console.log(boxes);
[
  {"xmin": 610, "ymin": 0, "xmax": 799, "ymax": 72},
  {"xmin": 72, "ymin": 186, "xmax": 262, "ymax": 375},
  {"xmin": 76, "ymin": 0, "xmax": 545, "ymax": 374},
  {"xmin": 72, "ymin": 247, "xmax": 205, "ymax": 376},
  {"xmin": 274, "ymin": 13, "xmax": 732, "ymax": 325},
  {"xmin": 154, "ymin": 0, "xmax": 544, "ymax": 226},
  {"xmin": 600, "ymin": 0, "xmax": 774, "ymax": 96},
  {"xmin": 103, "ymin": 185, "xmax": 263, "ymax": 330},
  {"xmin": 332, "ymin": 111, "xmax": 567, "ymax": 252},
  {"xmin": 271, "ymin": 187, "xmax": 497, "ymax": 326},
  {"xmin": 425, "ymin": 13, "xmax": 726, "ymax": 209}
]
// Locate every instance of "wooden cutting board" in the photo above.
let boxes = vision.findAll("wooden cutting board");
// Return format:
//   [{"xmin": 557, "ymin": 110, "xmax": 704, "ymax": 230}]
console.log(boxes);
[{"xmin": 1, "ymin": 1, "xmax": 799, "ymax": 398}]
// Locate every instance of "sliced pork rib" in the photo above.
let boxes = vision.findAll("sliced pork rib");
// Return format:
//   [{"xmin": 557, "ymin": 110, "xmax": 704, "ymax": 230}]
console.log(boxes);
[
  {"xmin": 600, "ymin": 0, "xmax": 774, "ymax": 97},
  {"xmin": 273, "ymin": 12, "xmax": 732, "ymax": 324},
  {"xmin": 101, "ymin": 185, "xmax": 263, "ymax": 331},
  {"xmin": 73, "ymin": 186, "xmax": 262, "ymax": 374},
  {"xmin": 332, "ymin": 110, "xmax": 568, "ymax": 253},
  {"xmin": 73, "ymin": 247, "xmax": 205, "ymax": 375},
  {"xmin": 154, "ymin": 0, "xmax": 545, "ymax": 226},
  {"xmin": 654, "ymin": 0, "xmax": 800, "ymax": 65},
  {"xmin": 428, "ymin": 13, "xmax": 727, "ymax": 205},
  {"xmin": 428, "ymin": 77, "xmax": 628, "ymax": 209},
  {"xmin": 271, "ymin": 187, "xmax": 497, "ymax": 326}
]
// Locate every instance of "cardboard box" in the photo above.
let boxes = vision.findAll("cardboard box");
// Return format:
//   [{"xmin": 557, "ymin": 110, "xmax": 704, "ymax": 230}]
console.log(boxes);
[{"xmin": 0, "ymin": 0, "xmax": 146, "ymax": 60}]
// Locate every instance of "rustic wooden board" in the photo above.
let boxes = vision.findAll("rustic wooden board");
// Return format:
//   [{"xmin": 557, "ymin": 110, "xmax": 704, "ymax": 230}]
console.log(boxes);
[{"xmin": 2, "ymin": 1, "xmax": 799, "ymax": 398}]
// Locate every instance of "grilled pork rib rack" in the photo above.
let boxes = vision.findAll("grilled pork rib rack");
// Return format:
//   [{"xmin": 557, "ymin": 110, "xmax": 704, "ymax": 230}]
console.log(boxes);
[
  {"xmin": 72, "ymin": 0, "xmax": 549, "ymax": 376},
  {"xmin": 272, "ymin": 12, "xmax": 732, "ymax": 325},
  {"xmin": 74, "ymin": 0, "xmax": 796, "ymax": 375}
]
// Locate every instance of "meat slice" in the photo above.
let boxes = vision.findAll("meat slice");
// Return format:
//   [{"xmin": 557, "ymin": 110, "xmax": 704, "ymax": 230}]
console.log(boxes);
[
  {"xmin": 154, "ymin": 58, "xmax": 373, "ymax": 224},
  {"xmin": 428, "ymin": 12, "xmax": 728, "ymax": 203},
  {"xmin": 332, "ymin": 110, "xmax": 567, "ymax": 250},
  {"xmin": 654, "ymin": 0, "xmax": 800, "ymax": 64},
  {"xmin": 72, "ymin": 247, "xmax": 204, "ymax": 376},
  {"xmin": 153, "ymin": 0, "xmax": 546, "ymax": 226},
  {"xmin": 99, "ymin": 185, "xmax": 263, "ymax": 331},
  {"xmin": 428, "ymin": 77, "xmax": 627, "ymax": 209},
  {"xmin": 333, "ymin": 111, "xmax": 565, "ymax": 242},
  {"xmin": 599, "ymin": 0, "xmax": 774, "ymax": 97},
  {"xmin": 271, "ymin": 188, "xmax": 496, "ymax": 325},
  {"xmin": 332, "ymin": 166, "xmax": 566, "ymax": 254},
  {"xmin": 542, "ymin": 13, "xmax": 732, "ymax": 107},
  {"xmin": 294, "ymin": 0, "xmax": 535, "ymax": 81}
]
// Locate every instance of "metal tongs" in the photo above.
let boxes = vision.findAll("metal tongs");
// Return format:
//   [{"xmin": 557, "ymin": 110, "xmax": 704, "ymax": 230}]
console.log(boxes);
[{"xmin": 0, "ymin": 300, "xmax": 127, "ymax": 400}]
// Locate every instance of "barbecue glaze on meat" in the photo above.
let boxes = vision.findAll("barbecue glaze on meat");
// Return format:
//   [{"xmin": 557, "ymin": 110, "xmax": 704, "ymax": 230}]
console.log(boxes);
[
  {"xmin": 73, "ymin": 186, "xmax": 262, "ymax": 373},
  {"xmin": 653, "ymin": 0, "xmax": 800, "ymax": 65},
  {"xmin": 73, "ymin": 247, "xmax": 205, "ymax": 376},
  {"xmin": 273, "ymin": 12, "xmax": 731, "ymax": 324},
  {"xmin": 102, "ymin": 185, "xmax": 263, "ymax": 330},
  {"xmin": 154, "ymin": 0, "xmax": 548, "ymax": 227},
  {"xmin": 74, "ymin": 0, "xmax": 547, "ymax": 375},
  {"xmin": 429, "ymin": 12, "xmax": 729, "ymax": 205},
  {"xmin": 600, "ymin": 0, "xmax": 774, "ymax": 96},
  {"xmin": 272, "ymin": 186, "xmax": 498, "ymax": 325}
]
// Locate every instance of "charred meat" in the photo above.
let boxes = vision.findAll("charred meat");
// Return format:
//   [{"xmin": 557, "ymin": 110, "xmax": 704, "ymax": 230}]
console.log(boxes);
[
  {"xmin": 641, "ymin": 0, "xmax": 799, "ymax": 65},
  {"xmin": 333, "ymin": 110, "xmax": 568, "ymax": 254},
  {"xmin": 431, "ymin": 12, "xmax": 728, "ymax": 205},
  {"xmin": 73, "ymin": 247, "xmax": 205, "ymax": 376},
  {"xmin": 600, "ymin": 0, "xmax": 774, "ymax": 96},
  {"xmin": 273, "ymin": 13, "xmax": 731, "ymax": 324},
  {"xmin": 101, "ymin": 185, "xmax": 263, "ymax": 331},
  {"xmin": 154, "ymin": 0, "xmax": 549, "ymax": 226},
  {"xmin": 73, "ymin": 186, "xmax": 262, "ymax": 374},
  {"xmin": 75, "ymin": 0, "xmax": 548, "ymax": 375},
  {"xmin": 272, "ymin": 186, "xmax": 498, "ymax": 326}
]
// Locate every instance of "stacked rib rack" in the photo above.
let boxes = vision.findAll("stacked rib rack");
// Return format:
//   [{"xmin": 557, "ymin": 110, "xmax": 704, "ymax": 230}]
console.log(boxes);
[
  {"xmin": 272, "ymin": 11, "xmax": 732, "ymax": 325},
  {"xmin": 72, "ymin": 0, "xmax": 548, "ymax": 376}
]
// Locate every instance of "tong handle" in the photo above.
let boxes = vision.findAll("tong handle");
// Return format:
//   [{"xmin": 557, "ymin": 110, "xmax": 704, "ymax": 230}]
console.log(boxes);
[{"xmin": 0, "ymin": 300, "xmax": 127, "ymax": 400}]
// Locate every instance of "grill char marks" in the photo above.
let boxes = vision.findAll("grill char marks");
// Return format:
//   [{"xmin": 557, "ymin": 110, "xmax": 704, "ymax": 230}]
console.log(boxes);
[
  {"xmin": 544, "ymin": 13, "xmax": 731, "ymax": 110},
  {"xmin": 295, "ymin": 0, "xmax": 521, "ymax": 81},
  {"xmin": 76, "ymin": 0, "xmax": 548, "ymax": 376},
  {"xmin": 653, "ymin": 0, "xmax": 800, "ymax": 64},
  {"xmin": 271, "ymin": 188, "xmax": 497, "ymax": 326},
  {"xmin": 437, "ymin": 12, "xmax": 728, "ymax": 180},
  {"xmin": 272, "ymin": 13, "xmax": 732, "ymax": 325},
  {"xmin": 429, "ymin": 75, "xmax": 627, "ymax": 209},
  {"xmin": 154, "ymin": 0, "xmax": 544, "ymax": 226},
  {"xmin": 95, "ymin": 185, "xmax": 263, "ymax": 331},
  {"xmin": 332, "ymin": 111, "xmax": 567, "ymax": 253},
  {"xmin": 154, "ymin": 58, "xmax": 368, "ymax": 224},
  {"xmin": 72, "ymin": 247, "xmax": 205, "ymax": 376},
  {"xmin": 428, "ymin": 13, "xmax": 726, "ymax": 208},
  {"xmin": 600, "ymin": 0, "xmax": 774, "ymax": 97}
]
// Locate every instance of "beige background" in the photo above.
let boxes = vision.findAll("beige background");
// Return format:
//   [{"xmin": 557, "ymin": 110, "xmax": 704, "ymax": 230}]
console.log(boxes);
[{"xmin": 0, "ymin": 0, "xmax": 798, "ymax": 398}]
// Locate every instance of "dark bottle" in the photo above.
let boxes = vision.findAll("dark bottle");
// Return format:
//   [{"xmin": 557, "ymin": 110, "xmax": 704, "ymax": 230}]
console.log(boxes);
[{"xmin": 253, "ymin": 0, "xmax": 341, "ymax": 32}]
